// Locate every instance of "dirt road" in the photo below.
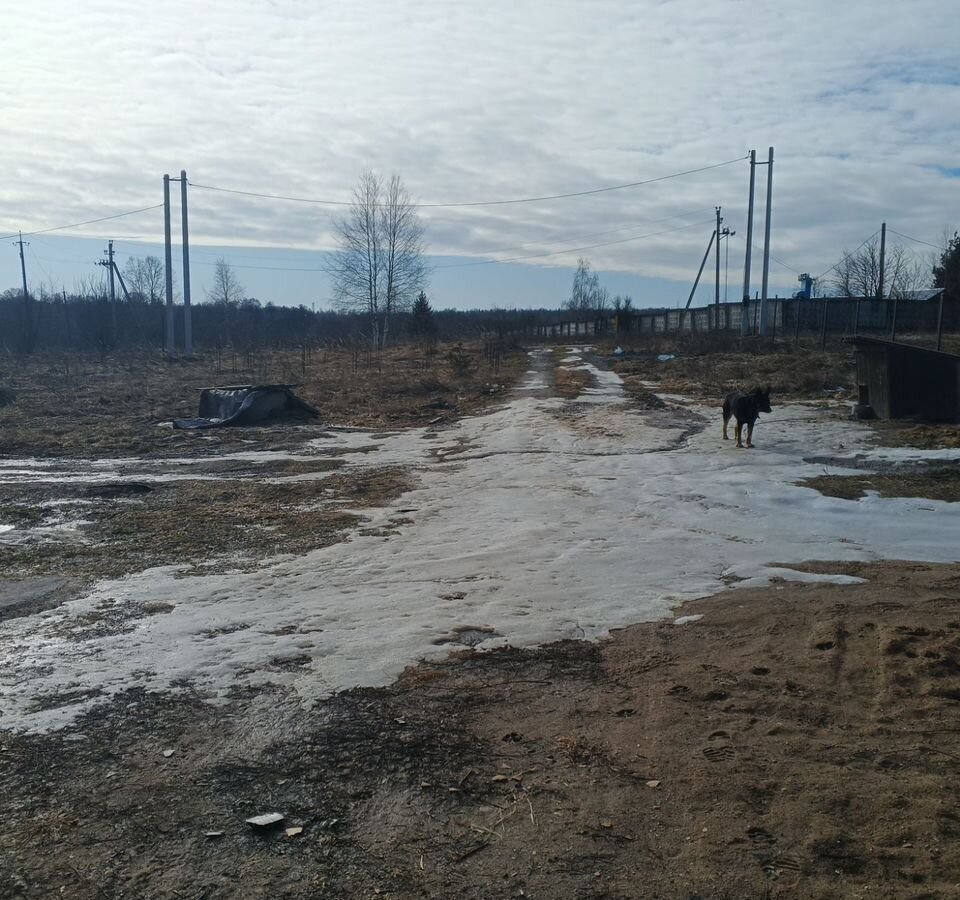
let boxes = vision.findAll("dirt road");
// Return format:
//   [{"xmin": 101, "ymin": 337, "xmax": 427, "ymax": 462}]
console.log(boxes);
[{"xmin": 2, "ymin": 347, "xmax": 959, "ymax": 898}]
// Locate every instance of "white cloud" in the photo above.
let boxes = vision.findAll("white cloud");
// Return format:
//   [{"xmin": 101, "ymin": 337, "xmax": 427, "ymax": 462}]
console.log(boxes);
[{"xmin": 2, "ymin": 0, "xmax": 958, "ymax": 303}]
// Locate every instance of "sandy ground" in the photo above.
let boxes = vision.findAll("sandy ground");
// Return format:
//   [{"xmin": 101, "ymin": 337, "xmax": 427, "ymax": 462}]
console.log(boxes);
[{"xmin": 2, "ymin": 345, "xmax": 960, "ymax": 897}]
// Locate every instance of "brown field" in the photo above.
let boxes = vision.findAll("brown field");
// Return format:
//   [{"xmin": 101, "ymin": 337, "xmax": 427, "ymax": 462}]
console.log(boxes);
[
  {"xmin": 2, "ymin": 338, "xmax": 960, "ymax": 899},
  {"xmin": 0, "ymin": 342, "xmax": 528, "ymax": 459}
]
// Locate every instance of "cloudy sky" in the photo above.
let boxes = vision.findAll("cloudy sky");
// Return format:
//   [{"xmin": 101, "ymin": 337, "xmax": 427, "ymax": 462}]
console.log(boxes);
[{"xmin": 1, "ymin": 0, "xmax": 958, "ymax": 309}]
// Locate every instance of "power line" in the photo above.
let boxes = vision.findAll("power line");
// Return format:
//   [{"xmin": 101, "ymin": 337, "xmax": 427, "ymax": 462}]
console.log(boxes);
[
  {"xmin": 27, "ymin": 244, "xmax": 52, "ymax": 282},
  {"xmin": 164, "ymin": 219, "xmax": 713, "ymax": 274},
  {"xmin": 750, "ymin": 241, "xmax": 800, "ymax": 274},
  {"xmin": 888, "ymin": 228, "xmax": 943, "ymax": 251},
  {"xmin": 815, "ymin": 229, "xmax": 881, "ymax": 281},
  {"xmin": 434, "ymin": 219, "xmax": 714, "ymax": 269},
  {"xmin": 187, "ymin": 156, "xmax": 748, "ymax": 209},
  {"xmin": 447, "ymin": 212, "xmax": 703, "ymax": 258},
  {"xmin": 0, "ymin": 204, "xmax": 163, "ymax": 242}
]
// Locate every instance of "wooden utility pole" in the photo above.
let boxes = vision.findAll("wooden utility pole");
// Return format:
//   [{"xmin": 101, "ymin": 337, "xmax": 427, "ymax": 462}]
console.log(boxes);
[
  {"xmin": 687, "ymin": 229, "xmax": 717, "ymax": 315},
  {"xmin": 16, "ymin": 231, "xmax": 29, "ymax": 300},
  {"xmin": 107, "ymin": 240, "xmax": 117, "ymax": 344},
  {"xmin": 14, "ymin": 231, "xmax": 31, "ymax": 352},
  {"xmin": 163, "ymin": 174, "xmax": 175, "ymax": 357}
]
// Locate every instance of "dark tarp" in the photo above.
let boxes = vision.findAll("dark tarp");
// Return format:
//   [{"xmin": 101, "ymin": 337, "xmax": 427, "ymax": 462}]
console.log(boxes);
[{"xmin": 173, "ymin": 384, "xmax": 319, "ymax": 430}]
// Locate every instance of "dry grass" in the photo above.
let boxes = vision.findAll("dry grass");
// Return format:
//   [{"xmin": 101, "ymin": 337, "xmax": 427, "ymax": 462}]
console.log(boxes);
[
  {"xmin": 800, "ymin": 467, "xmax": 960, "ymax": 502},
  {"xmin": 0, "ymin": 342, "xmax": 528, "ymax": 459},
  {"xmin": 552, "ymin": 359, "xmax": 595, "ymax": 398},
  {"xmin": 1, "ymin": 465, "xmax": 413, "ymax": 580},
  {"xmin": 869, "ymin": 421, "xmax": 960, "ymax": 450},
  {"xmin": 604, "ymin": 337, "xmax": 855, "ymax": 401}
]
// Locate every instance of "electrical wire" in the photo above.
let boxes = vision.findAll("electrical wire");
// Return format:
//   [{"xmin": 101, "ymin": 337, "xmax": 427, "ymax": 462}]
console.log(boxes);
[
  {"xmin": 434, "ymin": 219, "xmax": 714, "ymax": 268},
  {"xmin": 749, "ymin": 242, "xmax": 801, "ymax": 274},
  {"xmin": 27, "ymin": 244, "xmax": 53, "ymax": 283},
  {"xmin": 187, "ymin": 156, "xmax": 748, "ymax": 209},
  {"xmin": 888, "ymin": 228, "xmax": 943, "ymax": 251},
  {"xmin": 168, "ymin": 219, "xmax": 713, "ymax": 273},
  {"xmin": 815, "ymin": 229, "xmax": 881, "ymax": 281},
  {"xmin": 0, "ymin": 204, "xmax": 163, "ymax": 242}
]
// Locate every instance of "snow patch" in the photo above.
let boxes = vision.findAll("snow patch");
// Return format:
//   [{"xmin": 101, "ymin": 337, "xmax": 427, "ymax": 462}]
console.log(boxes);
[{"xmin": 1, "ymin": 347, "xmax": 958, "ymax": 732}]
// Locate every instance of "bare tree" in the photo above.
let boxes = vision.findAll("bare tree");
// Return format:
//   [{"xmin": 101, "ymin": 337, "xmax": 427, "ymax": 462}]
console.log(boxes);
[
  {"xmin": 327, "ymin": 171, "xmax": 427, "ymax": 348},
  {"xmin": 206, "ymin": 258, "xmax": 245, "ymax": 306},
  {"xmin": 564, "ymin": 258, "xmax": 609, "ymax": 312},
  {"xmin": 123, "ymin": 256, "xmax": 165, "ymax": 304},
  {"xmin": 830, "ymin": 238, "xmax": 931, "ymax": 299}
]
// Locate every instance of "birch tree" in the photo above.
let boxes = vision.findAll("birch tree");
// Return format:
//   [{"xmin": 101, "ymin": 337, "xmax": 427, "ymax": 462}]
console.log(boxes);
[{"xmin": 328, "ymin": 171, "xmax": 427, "ymax": 348}]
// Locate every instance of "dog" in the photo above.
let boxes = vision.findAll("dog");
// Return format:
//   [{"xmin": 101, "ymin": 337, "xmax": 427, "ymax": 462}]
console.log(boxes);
[{"xmin": 722, "ymin": 386, "xmax": 772, "ymax": 448}]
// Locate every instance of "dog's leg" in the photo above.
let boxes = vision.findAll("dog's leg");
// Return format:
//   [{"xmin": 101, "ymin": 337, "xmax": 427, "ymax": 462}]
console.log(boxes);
[
  {"xmin": 735, "ymin": 421, "xmax": 743, "ymax": 448},
  {"xmin": 746, "ymin": 422, "xmax": 754, "ymax": 448},
  {"xmin": 722, "ymin": 414, "xmax": 729, "ymax": 440}
]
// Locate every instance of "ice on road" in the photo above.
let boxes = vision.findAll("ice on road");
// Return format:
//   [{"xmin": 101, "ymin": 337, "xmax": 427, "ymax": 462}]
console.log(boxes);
[{"xmin": 2, "ymin": 348, "xmax": 959, "ymax": 731}]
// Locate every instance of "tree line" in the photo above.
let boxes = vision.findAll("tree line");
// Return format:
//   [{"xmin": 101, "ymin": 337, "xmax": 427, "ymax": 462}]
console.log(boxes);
[{"xmin": 0, "ymin": 282, "xmax": 562, "ymax": 355}]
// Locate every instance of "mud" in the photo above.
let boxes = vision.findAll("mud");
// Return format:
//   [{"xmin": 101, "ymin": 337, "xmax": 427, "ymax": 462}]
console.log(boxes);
[{"xmin": 2, "ymin": 561, "xmax": 959, "ymax": 899}]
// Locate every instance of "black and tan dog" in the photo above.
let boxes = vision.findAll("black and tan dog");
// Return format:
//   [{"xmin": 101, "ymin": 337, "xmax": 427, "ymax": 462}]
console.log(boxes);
[{"xmin": 722, "ymin": 386, "xmax": 772, "ymax": 448}]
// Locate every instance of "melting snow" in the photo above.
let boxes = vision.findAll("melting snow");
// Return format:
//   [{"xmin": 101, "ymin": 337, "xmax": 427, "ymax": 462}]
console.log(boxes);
[{"xmin": 2, "ymin": 348, "xmax": 959, "ymax": 731}]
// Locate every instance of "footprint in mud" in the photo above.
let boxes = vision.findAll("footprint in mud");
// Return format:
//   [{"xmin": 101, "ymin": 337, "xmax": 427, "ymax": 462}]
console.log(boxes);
[
  {"xmin": 762, "ymin": 854, "xmax": 802, "ymax": 875},
  {"xmin": 702, "ymin": 744, "xmax": 736, "ymax": 762},
  {"xmin": 747, "ymin": 826, "xmax": 776, "ymax": 846}
]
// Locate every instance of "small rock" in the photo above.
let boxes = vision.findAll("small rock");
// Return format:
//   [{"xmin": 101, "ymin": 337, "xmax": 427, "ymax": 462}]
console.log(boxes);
[
  {"xmin": 285, "ymin": 826, "xmax": 303, "ymax": 838},
  {"xmin": 162, "ymin": 749, "xmax": 175, "ymax": 758},
  {"xmin": 492, "ymin": 774, "xmax": 509, "ymax": 783},
  {"xmin": 646, "ymin": 780, "xmax": 661, "ymax": 788},
  {"xmin": 600, "ymin": 819, "xmax": 613, "ymax": 829},
  {"xmin": 204, "ymin": 831, "xmax": 225, "ymax": 839}
]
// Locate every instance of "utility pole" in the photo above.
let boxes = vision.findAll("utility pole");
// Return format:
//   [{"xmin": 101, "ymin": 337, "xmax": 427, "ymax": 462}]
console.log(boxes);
[
  {"xmin": 15, "ymin": 231, "xmax": 29, "ymax": 300},
  {"xmin": 180, "ymin": 169, "xmax": 193, "ymax": 358},
  {"xmin": 741, "ymin": 151, "xmax": 756, "ymax": 335},
  {"xmin": 686, "ymin": 229, "xmax": 717, "ymax": 311},
  {"xmin": 106, "ymin": 240, "xmax": 117, "ymax": 345},
  {"xmin": 877, "ymin": 221, "xmax": 887, "ymax": 300},
  {"xmin": 13, "ymin": 232, "xmax": 31, "ymax": 353},
  {"xmin": 713, "ymin": 206, "xmax": 723, "ymax": 318},
  {"xmin": 758, "ymin": 146, "xmax": 774, "ymax": 336},
  {"xmin": 163, "ymin": 174, "xmax": 175, "ymax": 358}
]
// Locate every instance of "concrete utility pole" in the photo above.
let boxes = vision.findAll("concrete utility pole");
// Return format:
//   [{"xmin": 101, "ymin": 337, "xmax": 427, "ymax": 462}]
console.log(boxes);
[
  {"xmin": 877, "ymin": 221, "xmax": 887, "ymax": 300},
  {"xmin": 758, "ymin": 146, "xmax": 774, "ymax": 336},
  {"xmin": 163, "ymin": 174, "xmax": 175, "ymax": 358},
  {"xmin": 180, "ymin": 169, "xmax": 193, "ymax": 358},
  {"xmin": 741, "ymin": 151, "xmax": 756, "ymax": 335},
  {"xmin": 715, "ymin": 206, "xmax": 722, "ymax": 312}
]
